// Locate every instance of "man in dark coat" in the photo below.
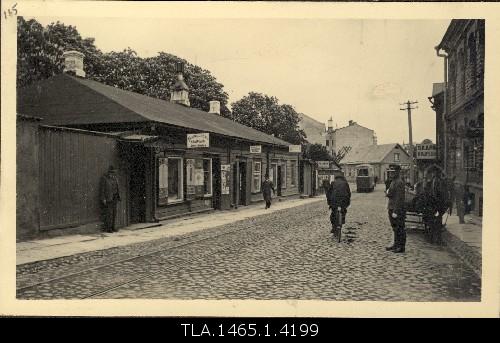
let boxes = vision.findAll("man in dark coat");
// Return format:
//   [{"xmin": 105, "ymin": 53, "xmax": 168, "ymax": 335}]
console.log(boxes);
[
  {"xmin": 100, "ymin": 165, "xmax": 121, "ymax": 232},
  {"xmin": 328, "ymin": 175, "xmax": 351, "ymax": 232},
  {"xmin": 262, "ymin": 174, "xmax": 275, "ymax": 209},
  {"xmin": 428, "ymin": 169, "xmax": 449, "ymax": 244},
  {"xmin": 385, "ymin": 165, "xmax": 406, "ymax": 253}
]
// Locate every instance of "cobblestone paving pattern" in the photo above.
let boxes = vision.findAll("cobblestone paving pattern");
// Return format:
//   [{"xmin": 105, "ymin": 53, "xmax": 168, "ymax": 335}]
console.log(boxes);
[{"xmin": 17, "ymin": 189, "xmax": 481, "ymax": 301}]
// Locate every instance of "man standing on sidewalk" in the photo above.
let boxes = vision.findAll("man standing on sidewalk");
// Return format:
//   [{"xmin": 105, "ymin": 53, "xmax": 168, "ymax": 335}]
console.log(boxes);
[
  {"xmin": 385, "ymin": 165, "xmax": 406, "ymax": 253},
  {"xmin": 454, "ymin": 178, "xmax": 466, "ymax": 224},
  {"xmin": 100, "ymin": 165, "xmax": 121, "ymax": 232},
  {"xmin": 262, "ymin": 174, "xmax": 275, "ymax": 209}
]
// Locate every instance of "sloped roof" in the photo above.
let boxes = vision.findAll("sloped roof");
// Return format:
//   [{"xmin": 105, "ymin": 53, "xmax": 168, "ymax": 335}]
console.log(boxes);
[
  {"xmin": 340, "ymin": 143, "xmax": 409, "ymax": 164},
  {"xmin": 17, "ymin": 73, "xmax": 290, "ymax": 147}
]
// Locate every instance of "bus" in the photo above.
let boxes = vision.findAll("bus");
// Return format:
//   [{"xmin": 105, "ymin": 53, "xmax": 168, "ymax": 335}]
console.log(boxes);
[{"xmin": 356, "ymin": 164, "xmax": 375, "ymax": 192}]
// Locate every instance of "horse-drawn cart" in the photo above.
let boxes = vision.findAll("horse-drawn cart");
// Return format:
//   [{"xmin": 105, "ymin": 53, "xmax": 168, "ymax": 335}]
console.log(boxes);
[{"xmin": 404, "ymin": 187, "xmax": 427, "ymax": 231}]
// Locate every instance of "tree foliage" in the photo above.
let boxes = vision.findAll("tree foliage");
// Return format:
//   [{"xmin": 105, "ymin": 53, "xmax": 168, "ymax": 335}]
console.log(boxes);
[
  {"xmin": 230, "ymin": 92, "xmax": 307, "ymax": 145},
  {"xmin": 17, "ymin": 17, "xmax": 230, "ymax": 115},
  {"xmin": 303, "ymin": 143, "xmax": 332, "ymax": 161}
]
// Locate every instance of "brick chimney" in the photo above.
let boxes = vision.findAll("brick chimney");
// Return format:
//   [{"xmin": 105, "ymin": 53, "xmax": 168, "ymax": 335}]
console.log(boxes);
[
  {"xmin": 170, "ymin": 62, "xmax": 190, "ymax": 107},
  {"xmin": 62, "ymin": 50, "xmax": 86, "ymax": 77},
  {"xmin": 209, "ymin": 101, "xmax": 220, "ymax": 115}
]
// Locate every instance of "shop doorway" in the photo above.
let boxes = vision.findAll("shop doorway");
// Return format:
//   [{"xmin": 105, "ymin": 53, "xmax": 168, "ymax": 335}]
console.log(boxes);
[
  {"xmin": 129, "ymin": 146, "xmax": 147, "ymax": 223},
  {"xmin": 238, "ymin": 161, "xmax": 247, "ymax": 205},
  {"xmin": 212, "ymin": 158, "xmax": 221, "ymax": 210},
  {"xmin": 277, "ymin": 165, "xmax": 282, "ymax": 196}
]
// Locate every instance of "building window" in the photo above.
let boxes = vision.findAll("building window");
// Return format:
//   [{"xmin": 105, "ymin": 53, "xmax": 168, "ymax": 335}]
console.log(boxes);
[
  {"xmin": 203, "ymin": 158, "xmax": 212, "ymax": 196},
  {"xmin": 252, "ymin": 160, "xmax": 262, "ymax": 192},
  {"xmin": 468, "ymin": 32, "xmax": 477, "ymax": 87},
  {"xmin": 290, "ymin": 160, "xmax": 297, "ymax": 186},
  {"xmin": 282, "ymin": 162, "xmax": 287, "ymax": 189},
  {"xmin": 449, "ymin": 61, "xmax": 457, "ymax": 104},
  {"xmin": 158, "ymin": 157, "xmax": 184, "ymax": 205},
  {"xmin": 459, "ymin": 49, "xmax": 466, "ymax": 95},
  {"xmin": 326, "ymin": 140, "xmax": 329, "ymax": 147},
  {"xmin": 394, "ymin": 153, "xmax": 400, "ymax": 162}
]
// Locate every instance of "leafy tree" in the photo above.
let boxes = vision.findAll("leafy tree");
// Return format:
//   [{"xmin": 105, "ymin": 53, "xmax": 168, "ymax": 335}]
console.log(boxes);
[
  {"xmin": 231, "ymin": 92, "xmax": 307, "ymax": 145},
  {"xmin": 303, "ymin": 143, "xmax": 332, "ymax": 161},
  {"xmin": 17, "ymin": 17, "xmax": 104, "ymax": 87},
  {"xmin": 17, "ymin": 17, "xmax": 230, "ymax": 116}
]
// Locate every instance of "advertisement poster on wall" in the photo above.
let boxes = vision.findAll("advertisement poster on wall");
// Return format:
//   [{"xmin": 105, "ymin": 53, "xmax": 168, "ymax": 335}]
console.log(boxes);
[
  {"xmin": 158, "ymin": 158, "xmax": 168, "ymax": 205},
  {"xmin": 194, "ymin": 159, "xmax": 204, "ymax": 195},
  {"xmin": 186, "ymin": 159, "xmax": 196, "ymax": 198},
  {"xmin": 221, "ymin": 164, "xmax": 231, "ymax": 195}
]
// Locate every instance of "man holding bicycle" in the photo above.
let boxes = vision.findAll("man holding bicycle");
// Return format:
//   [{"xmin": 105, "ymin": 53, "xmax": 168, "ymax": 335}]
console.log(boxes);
[{"xmin": 327, "ymin": 174, "xmax": 351, "ymax": 233}]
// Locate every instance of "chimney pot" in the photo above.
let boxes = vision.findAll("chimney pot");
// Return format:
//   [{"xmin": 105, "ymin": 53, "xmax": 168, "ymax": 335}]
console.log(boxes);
[
  {"xmin": 209, "ymin": 101, "xmax": 221, "ymax": 115},
  {"xmin": 349, "ymin": 120, "xmax": 354, "ymax": 126},
  {"xmin": 62, "ymin": 50, "xmax": 85, "ymax": 77}
]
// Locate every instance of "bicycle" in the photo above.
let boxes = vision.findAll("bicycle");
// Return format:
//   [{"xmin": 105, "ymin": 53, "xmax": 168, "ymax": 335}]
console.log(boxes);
[{"xmin": 332, "ymin": 206, "xmax": 343, "ymax": 243}]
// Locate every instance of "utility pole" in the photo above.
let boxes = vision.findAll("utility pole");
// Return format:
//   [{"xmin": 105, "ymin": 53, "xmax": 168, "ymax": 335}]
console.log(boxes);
[{"xmin": 400, "ymin": 100, "xmax": 418, "ymax": 185}]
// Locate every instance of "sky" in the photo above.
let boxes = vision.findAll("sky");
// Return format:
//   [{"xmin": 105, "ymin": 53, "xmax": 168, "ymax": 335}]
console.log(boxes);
[{"xmin": 30, "ymin": 16, "xmax": 451, "ymax": 145}]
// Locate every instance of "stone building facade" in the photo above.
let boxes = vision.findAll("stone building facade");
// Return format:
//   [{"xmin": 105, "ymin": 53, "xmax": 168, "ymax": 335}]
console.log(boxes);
[
  {"xmin": 325, "ymin": 119, "xmax": 377, "ymax": 158},
  {"xmin": 435, "ymin": 19, "xmax": 484, "ymax": 216}
]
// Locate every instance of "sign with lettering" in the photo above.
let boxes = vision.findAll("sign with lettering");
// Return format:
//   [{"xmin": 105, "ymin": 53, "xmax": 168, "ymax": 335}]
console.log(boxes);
[
  {"xmin": 221, "ymin": 164, "xmax": 231, "ymax": 195},
  {"xmin": 250, "ymin": 145, "xmax": 262, "ymax": 154},
  {"xmin": 317, "ymin": 161, "xmax": 330, "ymax": 169},
  {"xmin": 187, "ymin": 133, "xmax": 210, "ymax": 148},
  {"xmin": 416, "ymin": 143, "xmax": 436, "ymax": 159},
  {"xmin": 289, "ymin": 145, "xmax": 302, "ymax": 153}
]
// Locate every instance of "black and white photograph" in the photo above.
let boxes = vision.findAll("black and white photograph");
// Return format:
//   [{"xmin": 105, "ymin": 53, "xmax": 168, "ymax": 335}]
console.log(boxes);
[{"xmin": 1, "ymin": 1, "xmax": 499, "ymax": 318}]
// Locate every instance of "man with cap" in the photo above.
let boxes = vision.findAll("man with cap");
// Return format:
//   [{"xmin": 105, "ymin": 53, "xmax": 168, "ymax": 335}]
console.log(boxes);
[
  {"xmin": 262, "ymin": 174, "xmax": 275, "ymax": 209},
  {"xmin": 385, "ymin": 165, "xmax": 406, "ymax": 253},
  {"xmin": 100, "ymin": 165, "xmax": 121, "ymax": 232}
]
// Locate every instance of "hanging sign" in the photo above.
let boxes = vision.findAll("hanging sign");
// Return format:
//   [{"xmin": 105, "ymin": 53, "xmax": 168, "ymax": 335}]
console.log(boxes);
[
  {"xmin": 416, "ymin": 143, "xmax": 437, "ymax": 160},
  {"xmin": 250, "ymin": 145, "xmax": 262, "ymax": 154},
  {"xmin": 187, "ymin": 133, "xmax": 210, "ymax": 148},
  {"xmin": 221, "ymin": 164, "xmax": 231, "ymax": 195},
  {"xmin": 317, "ymin": 161, "xmax": 330, "ymax": 169},
  {"xmin": 289, "ymin": 145, "xmax": 302, "ymax": 153}
]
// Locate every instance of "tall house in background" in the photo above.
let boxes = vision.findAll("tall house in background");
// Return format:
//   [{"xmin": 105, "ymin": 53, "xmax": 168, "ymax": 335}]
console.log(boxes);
[
  {"xmin": 326, "ymin": 119, "xmax": 377, "ymax": 157},
  {"xmin": 435, "ymin": 19, "xmax": 484, "ymax": 216}
]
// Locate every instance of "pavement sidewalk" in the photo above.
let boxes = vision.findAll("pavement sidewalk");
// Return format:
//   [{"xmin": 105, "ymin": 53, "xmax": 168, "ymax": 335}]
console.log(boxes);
[
  {"xmin": 17, "ymin": 196, "xmax": 324, "ymax": 266},
  {"xmin": 442, "ymin": 212, "xmax": 482, "ymax": 276}
]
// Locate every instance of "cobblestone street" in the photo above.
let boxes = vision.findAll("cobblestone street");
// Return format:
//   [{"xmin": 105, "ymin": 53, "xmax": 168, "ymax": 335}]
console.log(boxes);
[{"xmin": 17, "ymin": 188, "xmax": 481, "ymax": 301}]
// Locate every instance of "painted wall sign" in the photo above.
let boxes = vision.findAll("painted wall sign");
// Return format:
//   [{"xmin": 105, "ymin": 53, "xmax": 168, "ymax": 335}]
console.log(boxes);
[
  {"xmin": 289, "ymin": 145, "xmax": 302, "ymax": 153},
  {"xmin": 250, "ymin": 145, "xmax": 262, "ymax": 154},
  {"xmin": 221, "ymin": 164, "xmax": 231, "ymax": 195},
  {"xmin": 317, "ymin": 161, "xmax": 330, "ymax": 169},
  {"xmin": 187, "ymin": 133, "xmax": 210, "ymax": 148}
]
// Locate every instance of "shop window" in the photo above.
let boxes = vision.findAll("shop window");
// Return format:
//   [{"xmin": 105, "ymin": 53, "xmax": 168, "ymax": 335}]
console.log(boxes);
[
  {"xmin": 270, "ymin": 163, "xmax": 278, "ymax": 185},
  {"xmin": 203, "ymin": 158, "xmax": 212, "ymax": 196},
  {"xmin": 158, "ymin": 157, "xmax": 183, "ymax": 205},
  {"xmin": 290, "ymin": 161, "xmax": 297, "ymax": 186},
  {"xmin": 394, "ymin": 153, "xmax": 400, "ymax": 162},
  {"xmin": 186, "ymin": 158, "xmax": 212, "ymax": 197},
  {"xmin": 252, "ymin": 161, "xmax": 262, "ymax": 192}
]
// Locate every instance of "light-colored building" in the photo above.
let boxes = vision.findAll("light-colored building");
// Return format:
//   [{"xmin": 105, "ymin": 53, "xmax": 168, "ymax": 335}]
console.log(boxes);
[
  {"xmin": 341, "ymin": 143, "xmax": 412, "ymax": 184},
  {"xmin": 298, "ymin": 113, "xmax": 326, "ymax": 145},
  {"xmin": 325, "ymin": 119, "xmax": 377, "ymax": 158}
]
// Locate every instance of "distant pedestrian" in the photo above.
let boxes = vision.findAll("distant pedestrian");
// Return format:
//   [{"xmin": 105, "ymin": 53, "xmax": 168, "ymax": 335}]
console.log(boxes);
[
  {"xmin": 385, "ymin": 165, "xmax": 406, "ymax": 253},
  {"xmin": 447, "ymin": 175, "xmax": 456, "ymax": 215},
  {"xmin": 100, "ymin": 165, "xmax": 121, "ymax": 232},
  {"xmin": 262, "ymin": 174, "xmax": 275, "ymax": 209},
  {"xmin": 328, "ymin": 174, "xmax": 351, "ymax": 232},
  {"xmin": 454, "ymin": 179, "xmax": 465, "ymax": 224}
]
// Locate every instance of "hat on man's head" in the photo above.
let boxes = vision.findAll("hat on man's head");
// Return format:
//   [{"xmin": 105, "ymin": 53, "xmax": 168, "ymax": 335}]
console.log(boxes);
[
  {"xmin": 392, "ymin": 165, "xmax": 401, "ymax": 172},
  {"xmin": 108, "ymin": 165, "xmax": 116, "ymax": 172}
]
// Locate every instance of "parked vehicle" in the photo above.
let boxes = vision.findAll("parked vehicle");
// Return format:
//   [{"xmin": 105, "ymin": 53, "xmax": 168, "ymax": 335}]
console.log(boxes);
[{"xmin": 356, "ymin": 164, "xmax": 375, "ymax": 192}]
